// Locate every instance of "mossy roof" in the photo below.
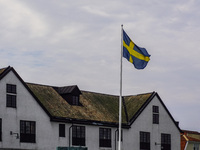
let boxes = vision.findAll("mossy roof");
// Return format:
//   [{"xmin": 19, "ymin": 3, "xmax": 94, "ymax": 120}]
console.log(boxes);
[
  {"xmin": 0, "ymin": 68, "xmax": 6, "ymax": 74},
  {"xmin": 26, "ymin": 83, "xmax": 153, "ymax": 125}
]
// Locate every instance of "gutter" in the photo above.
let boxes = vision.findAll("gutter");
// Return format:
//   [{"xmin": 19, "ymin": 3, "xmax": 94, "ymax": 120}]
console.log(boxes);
[
  {"xmin": 69, "ymin": 124, "xmax": 73, "ymax": 148},
  {"xmin": 51, "ymin": 116, "xmax": 130, "ymax": 129}
]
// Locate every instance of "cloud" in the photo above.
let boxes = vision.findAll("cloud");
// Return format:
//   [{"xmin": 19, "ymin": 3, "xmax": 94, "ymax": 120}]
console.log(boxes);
[{"xmin": 0, "ymin": 1, "xmax": 48, "ymax": 40}]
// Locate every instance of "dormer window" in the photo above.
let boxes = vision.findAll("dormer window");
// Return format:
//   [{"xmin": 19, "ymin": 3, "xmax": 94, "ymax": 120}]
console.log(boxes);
[
  {"xmin": 54, "ymin": 85, "xmax": 82, "ymax": 106},
  {"xmin": 72, "ymin": 96, "xmax": 79, "ymax": 105}
]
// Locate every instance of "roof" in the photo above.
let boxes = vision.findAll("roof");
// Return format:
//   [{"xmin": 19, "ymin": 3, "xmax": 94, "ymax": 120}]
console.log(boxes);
[
  {"xmin": 0, "ymin": 66, "xmax": 182, "ymax": 130},
  {"xmin": 26, "ymin": 82, "xmax": 153, "ymax": 127},
  {"xmin": 182, "ymin": 130, "xmax": 200, "ymax": 135},
  {"xmin": 54, "ymin": 85, "xmax": 81, "ymax": 95}
]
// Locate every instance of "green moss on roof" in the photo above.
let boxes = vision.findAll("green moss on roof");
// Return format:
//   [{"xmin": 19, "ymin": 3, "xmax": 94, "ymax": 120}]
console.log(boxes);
[
  {"xmin": 0, "ymin": 68, "xmax": 6, "ymax": 75},
  {"xmin": 27, "ymin": 83, "xmax": 153, "ymax": 124},
  {"xmin": 124, "ymin": 93, "xmax": 152, "ymax": 121},
  {"xmin": 81, "ymin": 91, "xmax": 120, "ymax": 123}
]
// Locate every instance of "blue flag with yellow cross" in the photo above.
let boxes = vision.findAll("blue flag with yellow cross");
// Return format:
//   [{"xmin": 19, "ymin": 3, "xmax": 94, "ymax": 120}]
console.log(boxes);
[{"xmin": 123, "ymin": 29, "xmax": 150, "ymax": 69}]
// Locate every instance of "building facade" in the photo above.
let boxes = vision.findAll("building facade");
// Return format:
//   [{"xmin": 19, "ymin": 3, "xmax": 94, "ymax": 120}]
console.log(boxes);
[
  {"xmin": 0, "ymin": 66, "xmax": 181, "ymax": 150},
  {"xmin": 181, "ymin": 130, "xmax": 200, "ymax": 150}
]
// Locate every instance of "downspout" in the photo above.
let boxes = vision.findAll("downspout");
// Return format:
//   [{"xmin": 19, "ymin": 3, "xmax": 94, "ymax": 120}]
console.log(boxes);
[
  {"xmin": 115, "ymin": 129, "xmax": 118, "ymax": 150},
  {"xmin": 183, "ymin": 135, "xmax": 189, "ymax": 150},
  {"xmin": 184, "ymin": 141, "xmax": 188, "ymax": 150},
  {"xmin": 69, "ymin": 124, "xmax": 73, "ymax": 148}
]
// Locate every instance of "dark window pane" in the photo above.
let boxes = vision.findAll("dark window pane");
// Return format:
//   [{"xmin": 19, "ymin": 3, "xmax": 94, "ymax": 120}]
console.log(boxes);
[
  {"xmin": 72, "ymin": 125, "xmax": 85, "ymax": 146},
  {"xmin": 99, "ymin": 128, "xmax": 111, "ymax": 148},
  {"xmin": 6, "ymin": 95, "xmax": 16, "ymax": 108},
  {"xmin": 161, "ymin": 134, "xmax": 171, "ymax": 150},
  {"xmin": 140, "ymin": 132, "xmax": 150, "ymax": 150},
  {"xmin": 20, "ymin": 120, "xmax": 36, "ymax": 143},
  {"xmin": 7, "ymin": 84, "xmax": 16, "ymax": 94},
  {"xmin": 59, "ymin": 124, "xmax": 65, "ymax": 137},
  {"xmin": 153, "ymin": 106, "xmax": 159, "ymax": 113},
  {"xmin": 0, "ymin": 118, "xmax": 2, "ymax": 141},
  {"xmin": 153, "ymin": 114, "xmax": 159, "ymax": 124}
]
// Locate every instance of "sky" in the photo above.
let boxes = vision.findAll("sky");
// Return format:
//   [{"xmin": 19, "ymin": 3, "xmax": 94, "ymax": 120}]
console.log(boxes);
[{"xmin": 0, "ymin": 0, "xmax": 200, "ymax": 131}]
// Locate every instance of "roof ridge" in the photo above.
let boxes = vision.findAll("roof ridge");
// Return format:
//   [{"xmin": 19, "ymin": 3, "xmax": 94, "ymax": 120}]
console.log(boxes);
[
  {"xmin": 123, "ymin": 91, "xmax": 155, "ymax": 97},
  {"xmin": 26, "ymin": 82, "xmax": 55, "ymax": 88}
]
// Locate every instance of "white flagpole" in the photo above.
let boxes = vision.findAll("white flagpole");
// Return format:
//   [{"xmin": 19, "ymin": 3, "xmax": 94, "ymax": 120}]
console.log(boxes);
[{"xmin": 118, "ymin": 24, "xmax": 123, "ymax": 150}]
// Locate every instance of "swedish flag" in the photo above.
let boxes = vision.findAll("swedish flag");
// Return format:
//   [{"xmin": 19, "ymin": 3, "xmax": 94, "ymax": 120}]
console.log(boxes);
[{"xmin": 123, "ymin": 30, "xmax": 150, "ymax": 69}]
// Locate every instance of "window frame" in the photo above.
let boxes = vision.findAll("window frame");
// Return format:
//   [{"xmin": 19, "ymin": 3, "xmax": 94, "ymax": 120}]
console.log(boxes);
[
  {"xmin": 0, "ymin": 118, "xmax": 2, "ymax": 141},
  {"xmin": 20, "ymin": 120, "xmax": 36, "ymax": 143},
  {"xmin": 72, "ymin": 125, "xmax": 85, "ymax": 146},
  {"xmin": 59, "ymin": 124, "xmax": 65, "ymax": 137},
  {"xmin": 140, "ymin": 131, "xmax": 150, "ymax": 150},
  {"xmin": 72, "ymin": 96, "xmax": 79, "ymax": 105},
  {"xmin": 7, "ymin": 84, "xmax": 16, "ymax": 94},
  {"xmin": 6, "ymin": 84, "xmax": 17, "ymax": 108},
  {"xmin": 99, "ymin": 128, "xmax": 112, "ymax": 148},
  {"xmin": 161, "ymin": 133, "xmax": 171, "ymax": 150},
  {"xmin": 153, "ymin": 105, "xmax": 159, "ymax": 124},
  {"xmin": 194, "ymin": 143, "xmax": 199, "ymax": 150}
]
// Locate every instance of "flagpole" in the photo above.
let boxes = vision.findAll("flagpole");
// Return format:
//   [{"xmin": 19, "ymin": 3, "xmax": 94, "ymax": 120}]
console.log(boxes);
[{"xmin": 118, "ymin": 24, "xmax": 123, "ymax": 150}]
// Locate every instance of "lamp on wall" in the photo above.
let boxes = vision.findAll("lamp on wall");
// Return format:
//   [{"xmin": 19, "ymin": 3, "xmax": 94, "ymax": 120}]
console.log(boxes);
[
  {"xmin": 155, "ymin": 142, "xmax": 161, "ymax": 145},
  {"xmin": 10, "ymin": 131, "xmax": 20, "ymax": 139},
  {"xmin": 155, "ymin": 142, "xmax": 163, "ymax": 149}
]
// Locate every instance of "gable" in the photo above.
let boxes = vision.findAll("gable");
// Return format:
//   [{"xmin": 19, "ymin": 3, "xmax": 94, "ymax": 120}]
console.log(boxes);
[
  {"xmin": 0, "ymin": 67, "xmax": 50, "ymax": 122},
  {"xmin": 0, "ymin": 66, "xmax": 52, "ymax": 117},
  {"xmin": 129, "ymin": 92, "xmax": 182, "ymax": 133}
]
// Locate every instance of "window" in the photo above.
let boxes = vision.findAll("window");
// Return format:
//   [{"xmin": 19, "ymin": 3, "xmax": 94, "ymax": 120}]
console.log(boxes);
[
  {"xmin": 140, "ymin": 131, "xmax": 150, "ymax": 150},
  {"xmin": 99, "ymin": 128, "xmax": 111, "ymax": 148},
  {"xmin": 72, "ymin": 125, "xmax": 85, "ymax": 146},
  {"xmin": 0, "ymin": 118, "xmax": 2, "ymax": 141},
  {"xmin": 72, "ymin": 96, "xmax": 79, "ymax": 105},
  {"xmin": 6, "ymin": 84, "xmax": 17, "ymax": 108},
  {"xmin": 161, "ymin": 133, "xmax": 171, "ymax": 150},
  {"xmin": 153, "ymin": 106, "xmax": 159, "ymax": 124},
  {"xmin": 59, "ymin": 124, "xmax": 65, "ymax": 137},
  {"xmin": 20, "ymin": 120, "xmax": 36, "ymax": 143},
  {"xmin": 194, "ymin": 144, "xmax": 199, "ymax": 150}
]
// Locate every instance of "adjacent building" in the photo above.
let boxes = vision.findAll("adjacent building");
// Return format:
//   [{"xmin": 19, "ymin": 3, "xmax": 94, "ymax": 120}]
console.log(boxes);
[
  {"xmin": 181, "ymin": 130, "xmax": 200, "ymax": 150},
  {"xmin": 0, "ymin": 66, "xmax": 181, "ymax": 150}
]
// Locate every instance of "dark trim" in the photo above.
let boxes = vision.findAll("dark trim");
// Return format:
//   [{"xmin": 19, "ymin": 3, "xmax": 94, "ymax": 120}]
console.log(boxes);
[
  {"xmin": 50, "ymin": 116, "xmax": 130, "ymax": 129},
  {"xmin": 155, "ymin": 93, "xmax": 183, "ymax": 133},
  {"xmin": 0, "ymin": 66, "xmax": 11, "ymax": 80}
]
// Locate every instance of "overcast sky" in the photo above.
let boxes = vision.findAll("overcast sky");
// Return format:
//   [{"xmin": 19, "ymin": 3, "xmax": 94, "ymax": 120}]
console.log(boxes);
[{"xmin": 1, "ymin": 0, "xmax": 200, "ymax": 131}]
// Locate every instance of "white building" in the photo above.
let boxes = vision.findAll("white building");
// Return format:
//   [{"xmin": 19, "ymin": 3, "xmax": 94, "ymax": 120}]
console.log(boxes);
[{"xmin": 0, "ymin": 66, "xmax": 181, "ymax": 150}]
